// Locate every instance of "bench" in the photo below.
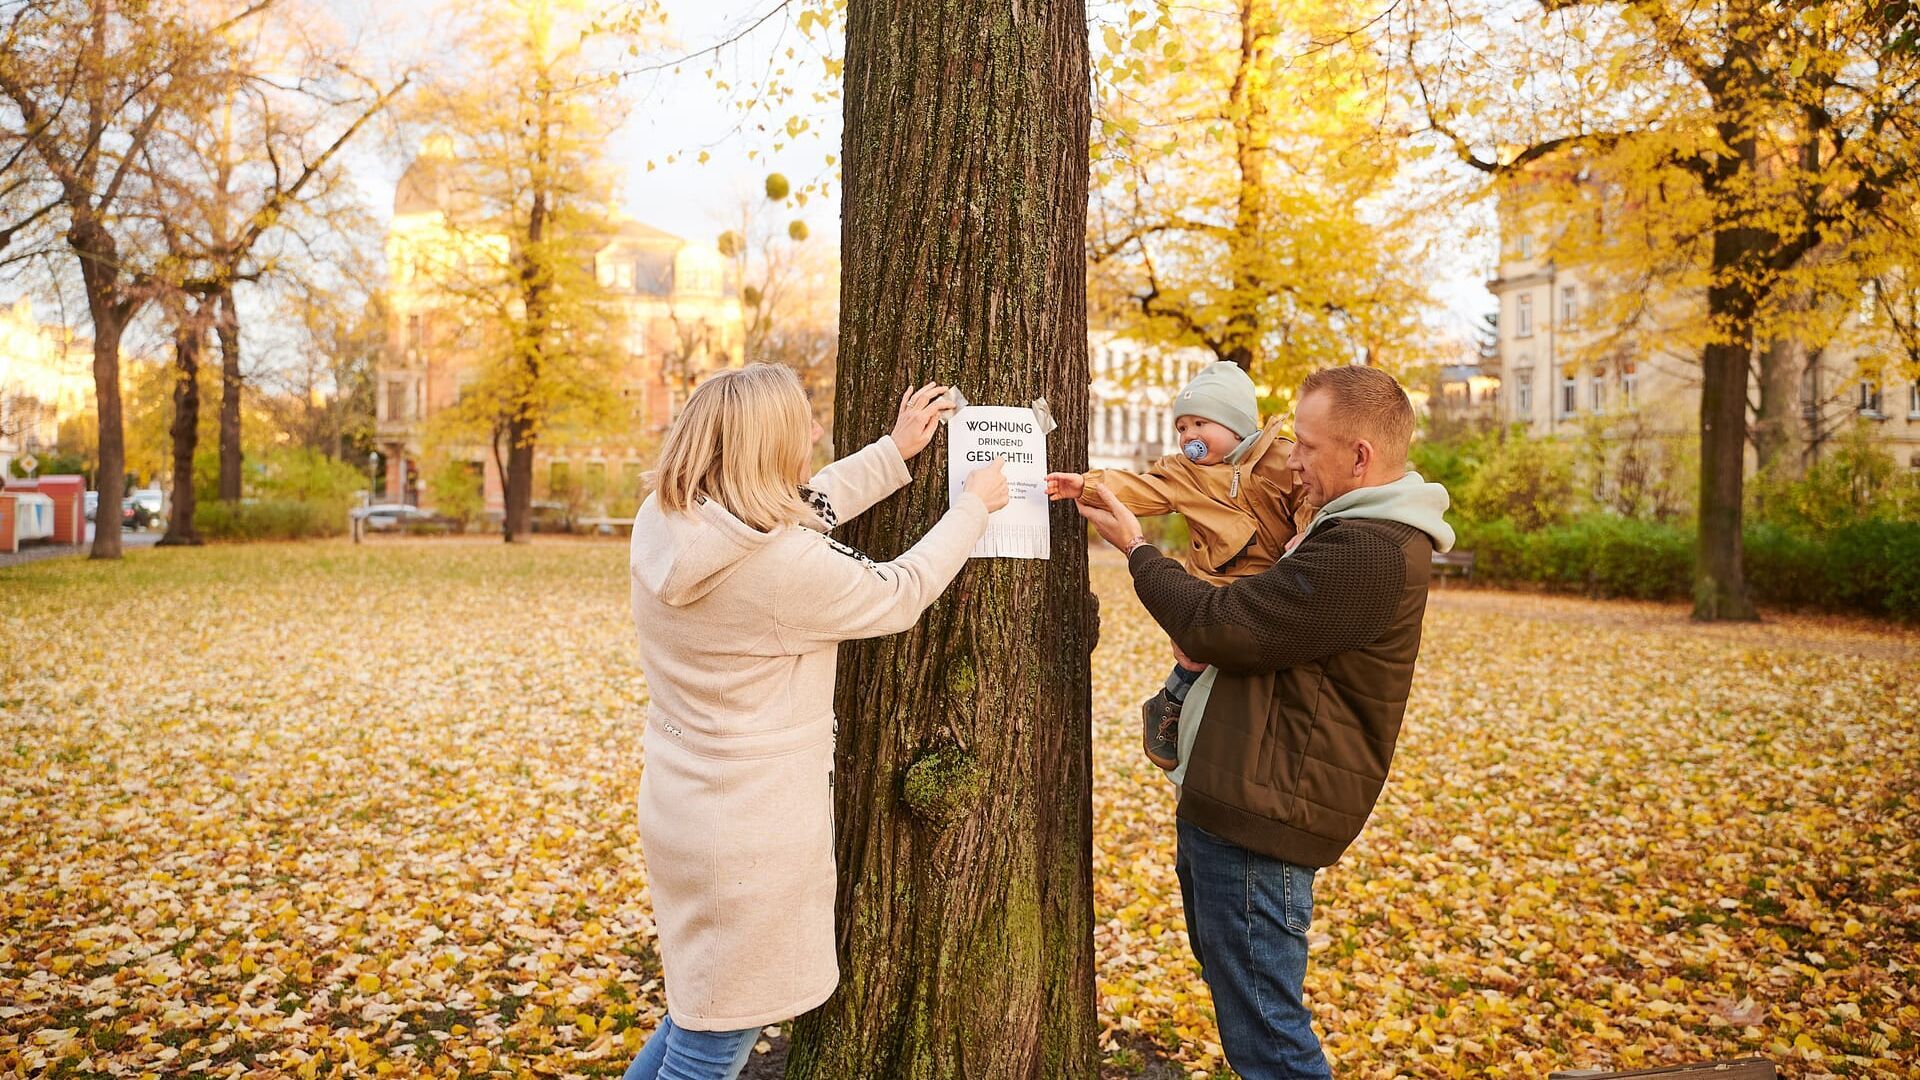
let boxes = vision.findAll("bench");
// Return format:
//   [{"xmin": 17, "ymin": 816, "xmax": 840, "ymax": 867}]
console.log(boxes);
[{"xmin": 1430, "ymin": 549, "xmax": 1475, "ymax": 584}]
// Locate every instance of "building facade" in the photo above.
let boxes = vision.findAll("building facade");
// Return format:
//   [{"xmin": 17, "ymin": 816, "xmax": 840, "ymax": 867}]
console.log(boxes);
[
  {"xmin": 1487, "ymin": 177, "xmax": 1920, "ymax": 469},
  {"xmin": 0, "ymin": 298, "xmax": 92, "ymax": 478},
  {"xmin": 375, "ymin": 140, "xmax": 746, "ymax": 516},
  {"xmin": 1087, "ymin": 331, "xmax": 1217, "ymax": 471}
]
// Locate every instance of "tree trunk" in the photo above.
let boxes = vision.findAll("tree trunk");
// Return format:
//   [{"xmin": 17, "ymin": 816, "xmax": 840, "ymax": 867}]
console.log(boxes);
[
  {"xmin": 1694, "ymin": 226, "xmax": 1762, "ymax": 621},
  {"xmin": 73, "ymin": 217, "xmax": 127, "ymax": 560},
  {"xmin": 159, "ymin": 313, "xmax": 204, "ymax": 546},
  {"xmin": 217, "ymin": 286, "xmax": 244, "ymax": 502},
  {"xmin": 1751, "ymin": 334, "xmax": 1802, "ymax": 477},
  {"xmin": 502, "ymin": 416, "xmax": 534, "ymax": 542},
  {"xmin": 1222, "ymin": 0, "xmax": 1268, "ymax": 373},
  {"xmin": 783, "ymin": 2, "xmax": 1096, "ymax": 1077}
]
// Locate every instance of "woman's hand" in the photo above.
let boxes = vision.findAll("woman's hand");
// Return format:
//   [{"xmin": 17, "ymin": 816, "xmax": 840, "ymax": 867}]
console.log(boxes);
[
  {"xmin": 963, "ymin": 458, "xmax": 1010, "ymax": 512},
  {"xmin": 1075, "ymin": 485, "xmax": 1144, "ymax": 552},
  {"xmin": 890, "ymin": 383, "xmax": 955, "ymax": 460},
  {"xmin": 1043, "ymin": 472, "xmax": 1085, "ymax": 500}
]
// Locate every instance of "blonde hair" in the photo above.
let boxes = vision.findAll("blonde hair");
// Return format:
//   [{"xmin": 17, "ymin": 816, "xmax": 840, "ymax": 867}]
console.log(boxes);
[
  {"xmin": 1299, "ymin": 366, "xmax": 1416, "ymax": 468},
  {"xmin": 650, "ymin": 363, "xmax": 814, "ymax": 531}
]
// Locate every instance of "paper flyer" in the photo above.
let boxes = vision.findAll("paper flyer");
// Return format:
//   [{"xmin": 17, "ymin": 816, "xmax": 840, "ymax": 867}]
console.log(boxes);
[{"xmin": 947, "ymin": 404, "xmax": 1051, "ymax": 560}]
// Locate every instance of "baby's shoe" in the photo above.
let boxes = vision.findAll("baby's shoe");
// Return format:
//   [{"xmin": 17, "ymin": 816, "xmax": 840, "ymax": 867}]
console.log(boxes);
[{"xmin": 1141, "ymin": 690, "xmax": 1180, "ymax": 771}]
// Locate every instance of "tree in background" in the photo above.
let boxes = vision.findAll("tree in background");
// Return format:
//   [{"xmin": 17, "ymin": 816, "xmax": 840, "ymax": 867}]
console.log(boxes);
[
  {"xmin": 781, "ymin": 1, "xmax": 1096, "ymax": 1075},
  {"xmin": 1403, "ymin": 0, "xmax": 1920, "ymax": 619},
  {"xmin": 1089, "ymin": 0, "xmax": 1437, "ymax": 400},
  {"xmin": 0, "ymin": 0, "xmax": 267, "ymax": 558},
  {"xmin": 151, "ymin": 5, "xmax": 406, "ymax": 507},
  {"xmin": 411, "ymin": 0, "xmax": 649, "ymax": 542}
]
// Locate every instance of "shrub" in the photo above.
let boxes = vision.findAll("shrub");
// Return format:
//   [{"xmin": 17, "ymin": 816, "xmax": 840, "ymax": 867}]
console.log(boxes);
[
  {"xmin": 1450, "ymin": 513, "xmax": 1920, "ymax": 619},
  {"xmin": 195, "ymin": 499, "xmax": 344, "ymax": 541},
  {"xmin": 1457, "ymin": 434, "xmax": 1576, "ymax": 531},
  {"xmin": 426, "ymin": 457, "xmax": 484, "ymax": 532},
  {"xmin": 1820, "ymin": 520, "xmax": 1920, "ymax": 620}
]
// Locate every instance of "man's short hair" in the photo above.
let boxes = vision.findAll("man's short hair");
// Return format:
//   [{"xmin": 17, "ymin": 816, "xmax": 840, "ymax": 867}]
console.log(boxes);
[{"xmin": 1299, "ymin": 366, "xmax": 1415, "ymax": 466}]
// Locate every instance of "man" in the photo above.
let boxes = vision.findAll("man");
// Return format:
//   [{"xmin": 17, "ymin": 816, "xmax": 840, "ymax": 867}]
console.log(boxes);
[{"xmin": 1077, "ymin": 366, "xmax": 1455, "ymax": 1079}]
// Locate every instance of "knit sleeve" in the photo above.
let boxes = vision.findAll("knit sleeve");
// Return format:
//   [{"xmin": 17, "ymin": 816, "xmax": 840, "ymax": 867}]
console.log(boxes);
[
  {"xmin": 806, "ymin": 435, "xmax": 913, "ymax": 524},
  {"xmin": 1126, "ymin": 522, "xmax": 1405, "ymax": 673},
  {"xmin": 773, "ymin": 494, "xmax": 990, "ymax": 650}
]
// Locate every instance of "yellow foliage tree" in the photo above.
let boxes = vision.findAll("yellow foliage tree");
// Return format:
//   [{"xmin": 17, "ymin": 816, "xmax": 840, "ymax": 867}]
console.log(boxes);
[
  {"xmin": 1402, "ymin": 0, "xmax": 1920, "ymax": 619},
  {"xmin": 411, "ymin": 0, "xmax": 655, "ymax": 541},
  {"xmin": 1089, "ymin": 0, "xmax": 1439, "ymax": 404}
]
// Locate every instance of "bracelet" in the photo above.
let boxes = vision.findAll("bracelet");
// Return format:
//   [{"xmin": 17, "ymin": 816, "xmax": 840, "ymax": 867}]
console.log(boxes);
[{"xmin": 1124, "ymin": 536, "xmax": 1153, "ymax": 556}]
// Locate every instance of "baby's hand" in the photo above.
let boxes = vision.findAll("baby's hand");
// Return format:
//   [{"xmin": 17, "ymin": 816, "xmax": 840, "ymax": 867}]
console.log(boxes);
[{"xmin": 1043, "ymin": 472, "xmax": 1085, "ymax": 500}]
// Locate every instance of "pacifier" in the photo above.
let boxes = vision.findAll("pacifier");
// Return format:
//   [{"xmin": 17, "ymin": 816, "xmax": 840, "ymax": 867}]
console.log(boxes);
[{"xmin": 1182, "ymin": 439, "xmax": 1208, "ymax": 463}]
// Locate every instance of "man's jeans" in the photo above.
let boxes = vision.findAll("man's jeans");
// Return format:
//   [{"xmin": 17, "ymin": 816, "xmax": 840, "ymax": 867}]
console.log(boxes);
[{"xmin": 1176, "ymin": 820, "xmax": 1332, "ymax": 1080}]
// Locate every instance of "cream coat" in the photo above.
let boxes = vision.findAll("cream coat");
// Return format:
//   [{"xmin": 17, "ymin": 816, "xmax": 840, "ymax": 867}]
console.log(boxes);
[{"xmin": 628, "ymin": 435, "xmax": 988, "ymax": 1030}]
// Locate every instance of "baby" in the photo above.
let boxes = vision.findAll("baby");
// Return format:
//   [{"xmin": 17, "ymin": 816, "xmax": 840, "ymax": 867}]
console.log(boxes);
[{"xmin": 1046, "ymin": 360, "xmax": 1309, "ymax": 772}]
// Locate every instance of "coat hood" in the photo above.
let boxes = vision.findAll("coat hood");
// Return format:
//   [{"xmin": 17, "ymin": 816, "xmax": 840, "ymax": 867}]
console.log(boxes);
[
  {"xmin": 630, "ymin": 495, "xmax": 783, "ymax": 607},
  {"xmin": 1293, "ymin": 471, "xmax": 1455, "ymax": 553}
]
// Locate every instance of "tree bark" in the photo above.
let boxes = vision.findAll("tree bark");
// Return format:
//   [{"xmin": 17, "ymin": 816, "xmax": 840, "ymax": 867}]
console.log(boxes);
[
  {"xmin": 1751, "ymin": 333, "xmax": 1802, "ymax": 478},
  {"xmin": 159, "ymin": 312, "xmax": 204, "ymax": 546},
  {"xmin": 73, "ymin": 216, "xmax": 129, "ymax": 560},
  {"xmin": 1222, "ymin": 0, "xmax": 1268, "ymax": 373},
  {"xmin": 1694, "ymin": 220, "xmax": 1763, "ymax": 621},
  {"xmin": 217, "ymin": 285, "xmax": 244, "ymax": 502},
  {"xmin": 782, "ymin": 1, "xmax": 1096, "ymax": 1077}
]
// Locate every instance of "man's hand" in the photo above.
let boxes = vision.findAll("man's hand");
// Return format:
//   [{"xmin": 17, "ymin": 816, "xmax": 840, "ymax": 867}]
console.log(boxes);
[
  {"xmin": 890, "ymin": 383, "xmax": 954, "ymax": 460},
  {"xmin": 1043, "ymin": 472, "xmax": 1085, "ymax": 500},
  {"xmin": 1075, "ymin": 484, "xmax": 1145, "ymax": 553}
]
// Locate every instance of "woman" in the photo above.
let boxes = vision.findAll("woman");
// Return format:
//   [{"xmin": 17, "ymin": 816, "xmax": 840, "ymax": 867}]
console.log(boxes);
[{"xmin": 623, "ymin": 364, "xmax": 1008, "ymax": 1079}]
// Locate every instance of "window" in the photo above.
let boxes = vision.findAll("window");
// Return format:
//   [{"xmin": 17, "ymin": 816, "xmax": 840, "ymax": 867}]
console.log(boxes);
[
  {"xmin": 1622, "ymin": 363, "xmax": 1638, "ymax": 409},
  {"xmin": 406, "ymin": 314, "xmax": 423, "ymax": 350},
  {"xmin": 549, "ymin": 461, "xmax": 573, "ymax": 497},
  {"xmin": 1589, "ymin": 370, "xmax": 1605, "ymax": 412},
  {"xmin": 1908, "ymin": 380, "xmax": 1920, "ymax": 418},
  {"xmin": 1515, "ymin": 368, "xmax": 1533, "ymax": 417},
  {"xmin": 1560, "ymin": 374, "xmax": 1578, "ymax": 418},
  {"xmin": 1859, "ymin": 381, "xmax": 1884, "ymax": 417},
  {"xmin": 1517, "ymin": 234, "xmax": 1533, "ymax": 260},
  {"xmin": 1560, "ymin": 286, "xmax": 1577, "ymax": 326},
  {"xmin": 1516, "ymin": 294, "xmax": 1534, "ymax": 338},
  {"xmin": 636, "ymin": 252, "xmax": 674, "ymax": 297},
  {"xmin": 385, "ymin": 379, "xmax": 409, "ymax": 421}
]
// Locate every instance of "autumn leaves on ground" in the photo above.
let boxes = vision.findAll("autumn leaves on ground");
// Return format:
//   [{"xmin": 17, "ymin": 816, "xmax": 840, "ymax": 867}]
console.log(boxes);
[{"xmin": 2, "ymin": 541, "xmax": 1916, "ymax": 1079}]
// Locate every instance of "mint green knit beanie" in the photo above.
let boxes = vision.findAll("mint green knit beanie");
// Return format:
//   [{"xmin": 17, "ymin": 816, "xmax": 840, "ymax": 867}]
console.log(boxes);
[{"xmin": 1171, "ymin": 361, "xmax": 1260, "ymax": 438}]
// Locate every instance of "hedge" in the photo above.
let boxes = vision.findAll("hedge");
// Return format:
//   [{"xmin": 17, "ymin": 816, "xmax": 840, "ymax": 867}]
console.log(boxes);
[
  {"xmin": 195, "ymin": 500, "xmax": 346, "ymax": 541},
  {"xmin": 1453, "ymin": 515, "xmax": 1920, "ymax": 620}
]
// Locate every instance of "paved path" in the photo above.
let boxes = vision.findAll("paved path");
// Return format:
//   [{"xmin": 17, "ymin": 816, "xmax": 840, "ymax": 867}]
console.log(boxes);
[{"xmin": 0, "ymin": 525, "xmax": 160, "ymax": 569}]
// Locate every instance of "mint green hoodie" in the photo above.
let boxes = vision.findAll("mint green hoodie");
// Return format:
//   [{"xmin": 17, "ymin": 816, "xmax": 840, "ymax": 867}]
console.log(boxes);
[{"xmin": 1166, "ymin": 471, "xmax": 1454, "ymax": 786}]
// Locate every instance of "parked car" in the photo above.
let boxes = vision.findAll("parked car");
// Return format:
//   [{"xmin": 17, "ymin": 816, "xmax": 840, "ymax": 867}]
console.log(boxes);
[
  {"xmin": 120, "ymin": 488, "xmax": 165, "ymax": 530},
  {"xmin": 350, "ymin": 503, "xmax": 454, "ymax": 533}
]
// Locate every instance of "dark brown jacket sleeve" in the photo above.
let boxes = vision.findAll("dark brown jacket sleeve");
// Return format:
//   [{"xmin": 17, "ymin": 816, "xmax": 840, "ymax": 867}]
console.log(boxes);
[{"xmin": 1126, "ymin": 521, "xmax": 1406, "ymax": 673}]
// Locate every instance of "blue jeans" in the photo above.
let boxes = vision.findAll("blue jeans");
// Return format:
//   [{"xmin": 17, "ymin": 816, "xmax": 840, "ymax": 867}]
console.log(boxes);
[
  {"xmin": 623, "ymin": 1015, "xmax": 759, "ymax": 1080},
  {"xmin": 1176, "ymin": 820, "xmax": 1332, "ymax": 1080}
]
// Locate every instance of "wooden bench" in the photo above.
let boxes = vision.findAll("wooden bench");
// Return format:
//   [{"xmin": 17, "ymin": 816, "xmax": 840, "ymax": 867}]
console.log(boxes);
[{"xmin": 1430, "ymin": 548, "xmax": 1475, "ymax": 584}]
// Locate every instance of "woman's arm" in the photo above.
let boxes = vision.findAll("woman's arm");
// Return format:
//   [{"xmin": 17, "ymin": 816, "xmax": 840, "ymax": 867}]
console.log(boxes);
[
  {"xmin": 807, "ymin": 436, "xmax": 914, "ymax": 523},
  {"xmin": 773, "ymin": 494, "xmax": 991, "ymax": 650},
  {"xmin": 805, "ymin": 384, "xmax": 955, "ymax": 524}
]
